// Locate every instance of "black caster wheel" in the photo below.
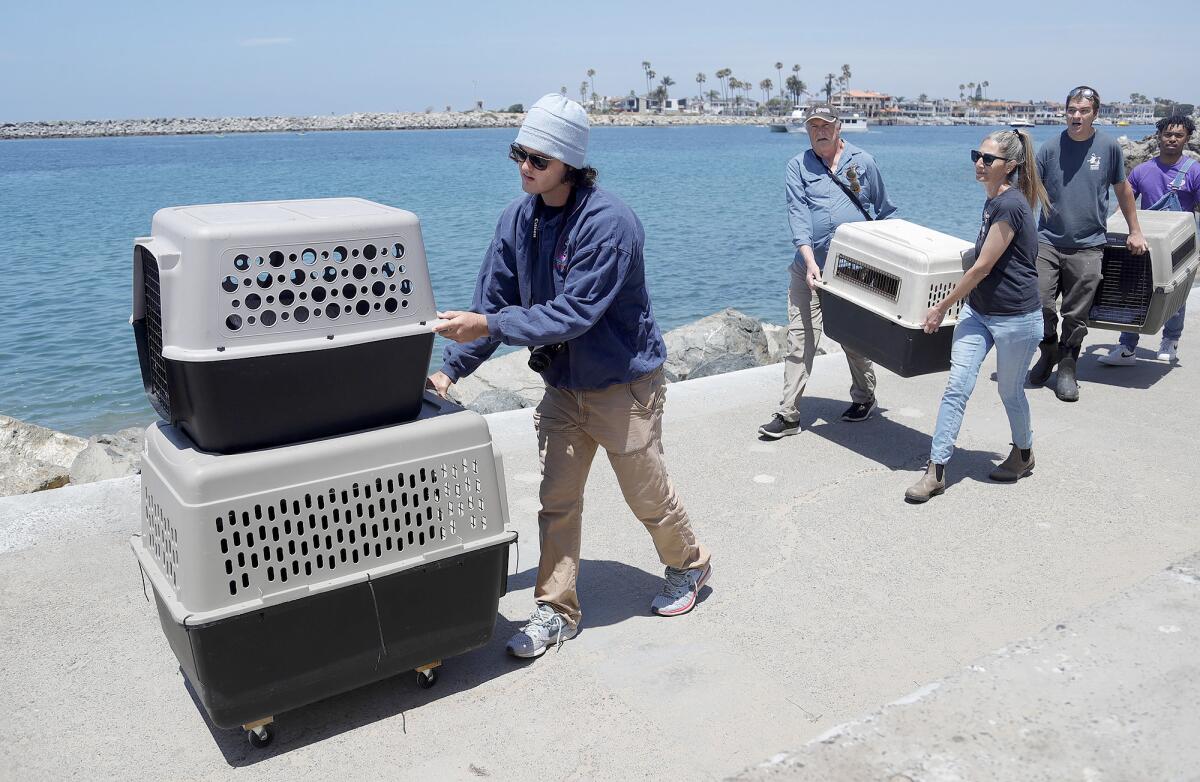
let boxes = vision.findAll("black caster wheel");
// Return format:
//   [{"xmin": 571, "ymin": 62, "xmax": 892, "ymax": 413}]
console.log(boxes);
[
  {"xmin": 416, "ymin": 668, "xmax": 439, "ymax": 689},
  {"xmin": 247, "ymin": 725, "xmax": 273, "ymax": 749}
]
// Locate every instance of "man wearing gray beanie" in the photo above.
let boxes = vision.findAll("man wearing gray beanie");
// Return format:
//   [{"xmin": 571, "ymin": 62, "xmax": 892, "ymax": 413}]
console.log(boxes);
[{"xmin": 430, "ymin": 93, "xmax": 711, "ymax": 659}]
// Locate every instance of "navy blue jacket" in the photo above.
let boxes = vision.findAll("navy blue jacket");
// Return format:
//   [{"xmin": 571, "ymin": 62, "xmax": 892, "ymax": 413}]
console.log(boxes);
[{"xmin": 440, "ymin": 186, "xmax": 667, "ymax": 389}]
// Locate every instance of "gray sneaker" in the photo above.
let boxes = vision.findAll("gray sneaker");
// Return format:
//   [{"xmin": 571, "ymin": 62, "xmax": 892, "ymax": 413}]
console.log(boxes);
[
  {"xmin": 506, "ymin": 603, "xmax": 577, "ymax": 658},
  {"xmin": 650, "ymin": 563, "xmax": 712, "ymax": 616}
]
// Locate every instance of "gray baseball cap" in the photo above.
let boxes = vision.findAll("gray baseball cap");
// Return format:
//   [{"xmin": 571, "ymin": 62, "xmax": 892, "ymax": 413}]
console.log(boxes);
[{"xmin": 804, "ymin": 104, "xmax": 840, "ymax": 123}]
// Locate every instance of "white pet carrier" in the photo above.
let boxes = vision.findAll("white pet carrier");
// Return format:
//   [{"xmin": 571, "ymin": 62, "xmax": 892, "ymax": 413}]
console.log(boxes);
[
  {"xmin": 131, "ymin": 197, "xmax": 438, "ymax": 453},
  {"xmin": 130, "ymin": 393, "xmax": 516, "ymax": 737},
  {"xmin": 1089, "ymin": 209, "xmax": 1198, "ymax": 334},
  {"xmin": 818, "ymin": 219, "xmax": 973, "ymax": 376}
]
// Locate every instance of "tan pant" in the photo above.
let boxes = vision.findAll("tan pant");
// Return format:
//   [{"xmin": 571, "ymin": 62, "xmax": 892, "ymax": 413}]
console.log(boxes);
[
  {"xmin": 532, "ymin": 368, "xmax": 709, "ymax": 626},
  {"xmin": 777, "ymin": 265, "xmax": 876, "ymax": 423}
]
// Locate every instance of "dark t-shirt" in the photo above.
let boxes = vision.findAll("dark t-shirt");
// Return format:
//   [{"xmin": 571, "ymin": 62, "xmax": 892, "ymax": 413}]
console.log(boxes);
[
  {"xmin": 969, "ymin": 188, "xmax": 1040, "ymax": 316},
  {"xmin": 1036, "ymin": 130, "xmax": 1126, "ymax": 248}
]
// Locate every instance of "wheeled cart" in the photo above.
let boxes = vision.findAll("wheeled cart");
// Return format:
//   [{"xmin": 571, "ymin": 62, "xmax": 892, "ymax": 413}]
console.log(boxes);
[
  {"xmin": 131, "ymin": 393, "xmax": 516, "ymax": 746},
  {"xmin": 1088, "ymin": 210, "xmax": 1199, "ymax": 334},
  {"xmin": 818, "ymin": 219, "xmax": 974, "ymax": 377}
]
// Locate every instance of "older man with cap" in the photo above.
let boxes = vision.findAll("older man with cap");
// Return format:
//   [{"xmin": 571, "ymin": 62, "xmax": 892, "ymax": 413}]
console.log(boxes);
[
  {"xmin": 429, "ymin": 94, "xmax": 711, "ymax": 659},
  {"xmin": 758, "ymin": 104, "xmax": 897, "ymax": 439}
]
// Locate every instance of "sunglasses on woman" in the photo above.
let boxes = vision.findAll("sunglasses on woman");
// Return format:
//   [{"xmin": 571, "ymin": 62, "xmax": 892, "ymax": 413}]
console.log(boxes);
[
  {"xmin": 509, "ymin": 143, "xmax": 552, "ymax": 171},
  {"xmin": 970, "ymin": 150, "xmax": 1008, "ymax": 166}
]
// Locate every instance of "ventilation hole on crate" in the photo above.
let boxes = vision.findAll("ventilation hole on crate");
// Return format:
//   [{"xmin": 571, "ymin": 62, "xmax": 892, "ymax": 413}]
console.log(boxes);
[
  {"xmin": 289, "ymin": 269, "xmax": 305, "ymax": 285},
  {"xmin": 246, "ymin": 293, "xmax": 261, "ymax": 310},
  {"xmin": 234, "ymin": 254, "xmax": 250, "ymax": 271},
  {"xmin": 322, "ymin": 266, "xmax": 338, "ymax": 283},
  {"xmin": 279, "ymin": 289, "xmax": 295, "ymax": 306},
  {"xmin": 225, "ymin": 559, "xmax": 233, "ymax": 574},
  {"xmin": 289, "ymin": 253, "xmax": 297, "ymax": 262},
  {"xmin": 260, "ymin": 310, "xmax": 277, "ymax": 326},
  {"xmin": 244, "ymin": 279, "xmax": 252, "ymax": 287},
  {"xmin": 385, "ymin": 298, "xmax": 398, "ymax": 313},
  {"xmin": 266, "ymin": 295, "xmax": 275, "ymax": 304},
  {"xmin": 269, "ymin": 251, "xmax": 285, "ymax": 267},
  {"xmin": 363, "ymin": 244, "xmax": 377, "ymax": 260},
  {"xmin": 220, "ymin": 538, "xmax": 228, "ymax": 554},
  {"xmin": 394, "ymin": 243, "xmax": 405, "ymax": 258},
  {"xmin": 280, "ymin": 569, "xmax": 288, "ymax": 583},
  {"xmin": 341, "ymin": 283, "xmax": 357, "ymax": 299},
  {"xmin": 229, "ymin": 580, "xmax": 237, "ymax": 595},
  {"xmin": 267, "ymin": 567, "xmax": 274, "ymax": 581},
  {"xmin": 326, "ymin": 303, "xmax": 340, "ymax": 319},
  {"xmin": 231, "ymin": 300, "xmax": 240, "ymax": 308},
  {"xmin": 344, "ymin": 305, "xmax": 352, "ymax": 314},
  {"xmin": 389, "ymin": 284, "xmax": 396, "ymax": 292},
  {"xmin": 224, "ymin": 313, "xmax": 242, "ymax": 330},
  {"xmin": 370, "ymin": 267, "xmax": 378, "ymax": 275},
  {"xmin": 349, "ymin": 248, "xmax": 358, "ymax": 258},
  {"xmin": 222, "ymin": 275, "xmax": 239, "ymax": 293},
  {"xmin": 233, "ymin": 530, "xmax": 241, "ymax": 545},
  {"xmin": 382, "ymin": 262, "xmax": 396, "ymax": 278},
  {"xmin": 371, "ymin": 281, "xmax": 386, "ymax": 296},
  {"xmin": 302, "ymin": 249, "xmax": 317, "ymax": 264},
  {"xmin": 400, "ymin": 280, "xmax": 412, "ymax": 294},
  {"xmin": 402, "ymin": 300, "xmax": 408, "ymax": 308},
  {"xmin": 247, "ymin": 316, "xmax": 256, "ymax": 325},
  {"xmin": 356, "ymin": 300, "xmax": 370, "ymax": 315},
  {"xmin": 353, "ymin": 263, "xmax": 367, "ymax": 280},
  {"xmin": 311, "ymin": 286, "xmax": 327, "ymax": 303},
  {"xmin": 294, "ymin": 306, "xmax": 310, "ymax": 323},
  {"xmin": 333, "ymin": 246, "xmax": 347, "ymax": 262},
  {"xmin": 253, "ymin": 272, "xmax": 270, "ymax": 289}
]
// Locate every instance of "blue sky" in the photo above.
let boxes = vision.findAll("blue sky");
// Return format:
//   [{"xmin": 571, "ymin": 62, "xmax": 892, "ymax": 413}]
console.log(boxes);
[{"xmin": 2, "ymin": 0, "xmax": 1193, "ymax": 122}]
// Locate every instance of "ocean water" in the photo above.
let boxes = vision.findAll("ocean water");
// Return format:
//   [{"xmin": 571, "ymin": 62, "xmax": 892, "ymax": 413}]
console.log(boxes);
[{"xmin": 0, "ymin": 123, "xmax": 1155, "ymax": 435}]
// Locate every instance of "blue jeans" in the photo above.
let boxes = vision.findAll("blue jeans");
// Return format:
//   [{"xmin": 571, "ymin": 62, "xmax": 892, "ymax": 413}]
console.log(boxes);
[
  {"xmin": 930, "ymin": 306, "xmax": 1042, "ymax": 465},
  {"xmin": 1118, "ymin": 300, "xmax": 1187, "ymax": 348}
]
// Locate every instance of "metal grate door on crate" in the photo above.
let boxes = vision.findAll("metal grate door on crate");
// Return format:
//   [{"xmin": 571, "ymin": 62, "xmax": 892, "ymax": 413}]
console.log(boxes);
[
  {"xmin": 1090, "ymin": 244, "xmax": 1154, "ymax": 327},
  {"xmin": 134, "ymin": 409, "xmax": 514, "ymax": 624}
]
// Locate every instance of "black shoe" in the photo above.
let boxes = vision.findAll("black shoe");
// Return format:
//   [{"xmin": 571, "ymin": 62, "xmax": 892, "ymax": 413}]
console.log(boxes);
[
  {"xmin": 1028, "ymin": 339, "xmax": 1059, "ymax": 386},
  {"xmin": 840, "ymin": 399, "xmax": 876, "ymax": 422},
  {"xmin": 1055, "ymin": 344, "xmax": 1079, "ymax": 402},
  {"xmin": 758, "ymin": 415, "xmax": 801, "ymax": 439}
]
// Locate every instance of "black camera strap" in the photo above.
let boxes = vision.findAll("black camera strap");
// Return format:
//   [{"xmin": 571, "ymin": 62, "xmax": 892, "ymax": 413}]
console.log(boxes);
[{"xmin": 819, "ymin": 159, "xmax": 873, "ymax": 221}]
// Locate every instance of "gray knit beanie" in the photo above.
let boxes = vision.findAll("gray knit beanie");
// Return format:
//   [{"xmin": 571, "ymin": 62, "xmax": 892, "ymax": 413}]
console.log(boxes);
[{"xmin": 514, "ymin": 93, "xmax": 589, "ymax": 169}]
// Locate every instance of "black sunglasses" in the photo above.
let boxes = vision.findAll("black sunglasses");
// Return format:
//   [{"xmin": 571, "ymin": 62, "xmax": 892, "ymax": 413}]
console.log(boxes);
[
  {"xmin": 509, "ymin": 143, "xmax": 552, "ymax": 171},
  {"xmin": 971, "ymin": 150, "xmax": 1008, "ymax": 166}
]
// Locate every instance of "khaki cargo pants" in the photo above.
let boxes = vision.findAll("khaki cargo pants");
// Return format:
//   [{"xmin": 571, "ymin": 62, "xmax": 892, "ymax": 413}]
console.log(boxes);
[{"xmin": 533, "ymin": 368, "xmax": 709, "ymax": 626}]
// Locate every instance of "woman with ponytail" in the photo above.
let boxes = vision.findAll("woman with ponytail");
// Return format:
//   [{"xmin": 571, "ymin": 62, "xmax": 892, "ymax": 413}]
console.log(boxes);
[{"xmin": 905, "ymin": 129, "xmax": 1049, "ymax": 502}]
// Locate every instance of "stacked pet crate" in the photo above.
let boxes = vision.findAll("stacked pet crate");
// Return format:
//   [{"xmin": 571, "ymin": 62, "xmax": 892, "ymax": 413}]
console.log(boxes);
[
  {"xmin": 1089, "ymin": 210, "xmax": 1199, "ymax": 333},
  {"xmin": 129, "ymin": 198, "xmax": 516, "ymax": 748},
  {"xmin": 818, "ymin": 219, "xmax": 974, "ymax": 377}
]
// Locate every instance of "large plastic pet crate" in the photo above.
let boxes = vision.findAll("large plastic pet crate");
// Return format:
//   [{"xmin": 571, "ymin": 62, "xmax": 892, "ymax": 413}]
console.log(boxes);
[
  {"xmin": 1089, "ymin": 210, "xmax": 1199, "ymax": 334},
  {"xmin": 131, "ymin": 198, "xmax": 438, "ymax": 454},
  {"xmin": 817, "ymin": 219, "xmax": 973, "ymax": 377},
  {"xmin": 130, "ymin": 393, "xmax": 517, "ymax": 733}
]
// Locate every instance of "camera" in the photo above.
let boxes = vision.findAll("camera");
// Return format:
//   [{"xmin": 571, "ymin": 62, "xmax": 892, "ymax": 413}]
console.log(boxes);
[{"xmin": 527, "ymin": 342, "xmax": 565, "ymax": 372}]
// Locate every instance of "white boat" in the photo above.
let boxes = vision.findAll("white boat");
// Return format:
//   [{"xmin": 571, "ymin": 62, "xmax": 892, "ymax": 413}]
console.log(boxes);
[
  {"xmin": 840, "ymin": 113, "xmax": 869, "ymax": 133},
  {"xmin": 1008, "ymin": 118, "xmax": 1035, "ymax": 128},
  {"xmin": 768, "ymin": 107, "xmax": 870, "ymax": 134}
]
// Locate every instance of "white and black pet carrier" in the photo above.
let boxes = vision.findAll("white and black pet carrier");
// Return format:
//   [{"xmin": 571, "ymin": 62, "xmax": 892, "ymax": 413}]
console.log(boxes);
[
  {"xmin": 131, "ymin": 393, "xmax": 516, "ymax": 738},
  {"xmin": 817, "ymin": 219, "xmax": 973, "ymax": 377},
  {"xmin": 1089, "ymin": 210, "xmax": 1198, "ymax": 334},
  {"xmin": 132, "ymin": 198, "xmax": 438, "ymax": 453}
]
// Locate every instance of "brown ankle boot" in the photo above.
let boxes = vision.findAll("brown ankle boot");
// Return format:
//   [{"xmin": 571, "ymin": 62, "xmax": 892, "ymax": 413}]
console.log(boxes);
[
  {"xmin": 989, "ymin": 444, "xmax": 1034, "ymax": 482},
  {"xmin": 905, "ymin": 461, "xmax": 946, "ymax": 503}
]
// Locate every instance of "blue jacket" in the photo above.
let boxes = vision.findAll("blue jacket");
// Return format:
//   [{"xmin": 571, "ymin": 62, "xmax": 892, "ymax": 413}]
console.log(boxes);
[
  {"xmin": 786, "ymin": 141, "xmax": 897, "ymax": 266},
  {"xmin": 440, "ymin": 186, "xmax": 667, "ymax": 390}
]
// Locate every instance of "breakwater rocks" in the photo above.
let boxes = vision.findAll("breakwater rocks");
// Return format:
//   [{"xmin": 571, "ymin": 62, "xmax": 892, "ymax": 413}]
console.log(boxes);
[
  {"xmin": 1, "ymin": 111, "xmax": 764, "ymax": 141},
  {"xmin": 1119, "ymin": 132, "xmax": 1200, "ymax": 171},
  {"xmin": 0, "ymin": 309, "xmax": 823, "ymax": 495}
]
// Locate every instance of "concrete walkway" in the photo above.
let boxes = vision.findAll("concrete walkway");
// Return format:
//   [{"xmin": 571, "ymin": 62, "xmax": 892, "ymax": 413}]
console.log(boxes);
[{"xmin": 2, "ymin": 316, "xmax": 1197, "ymax": 781}]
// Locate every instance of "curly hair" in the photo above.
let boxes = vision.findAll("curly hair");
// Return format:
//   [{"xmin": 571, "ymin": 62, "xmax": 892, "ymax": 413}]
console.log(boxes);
[
  {"xmin": 563, "ymin": 165, "xmax": 598, "ymax": 188},
  {"xmin": 1157, "ymin": 115, "xmax": 1196, "ymax": 137}
]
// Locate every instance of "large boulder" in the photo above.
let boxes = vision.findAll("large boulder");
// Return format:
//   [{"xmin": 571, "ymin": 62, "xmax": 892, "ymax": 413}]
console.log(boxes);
[
  {"xmin": 69, "ymin": 427, "xmax": 145, "ymax": 485},
  {"xmin": 449, "ymin": 349, "xmax": 545, "ymax": 410},
  {"xmin": 0, "ymin": 415, "xmax": 88, "ymax": 497},
  {"xmin": 662, "ymin": 308, "xmax": 774, "ymax": 381}
]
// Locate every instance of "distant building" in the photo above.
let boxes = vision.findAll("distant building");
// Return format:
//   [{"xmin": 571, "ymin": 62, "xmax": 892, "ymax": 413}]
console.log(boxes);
[{"xmin": 833, "ymin": 89, "xmax": 893, "ymax": 118}]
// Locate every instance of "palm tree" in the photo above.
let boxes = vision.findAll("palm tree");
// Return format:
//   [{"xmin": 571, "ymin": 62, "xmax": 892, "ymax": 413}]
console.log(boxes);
[
  {"xmin": 981, "ymin": 80, "xmax": 989, "ymax": 99},
  {"xmin": 587, "ymin": 68, "xmax": 596, "ymax": 106},
  {"xmin": 696, "ymin": 72, "xmax": 707, "ymax": 106},
  {"xmin": 785, "ymin": 75, "xmax": 800, "ymax": 105},
  {"xmin": 760, "ymin": 79, "xmax": 773, "ymax": 107},
  {"xmin": 967, "ymin": 81, "xmax": 976, "ymax": 102},
  {"xmin": 660, "ymin": 76, "xmax": 675, "ymax": 104},
  {"xmin": 728, "ymin": 78, "xmax": 741, "ymax": 113},
  {"xmin": 642, "ymin": 61, "xmax": 652, "ymax": 99},
  {"xmin": 840, "ymin": 64, "xmax": 852, "ymax": 95},
  {"xmin": 716, "ymin": 68, "xmax": 731, "ymax": 103},
  {"xmin": 824, "ymin": 73, "xmax": 835, "ymax": 102},
  {"xmin": 579, "ymin": 81, "xmax": 588, "ymax": 105},
  {"xmin": 774, "ymin": 62, "xmax": 784, "ymax": 99},
  {"xmin": 958, "ymin": 83, "xmax": 965, "ymax": 101},
  {"xmin": 707, "ymin": 89, "xmax": 720, "ymax": 104}
]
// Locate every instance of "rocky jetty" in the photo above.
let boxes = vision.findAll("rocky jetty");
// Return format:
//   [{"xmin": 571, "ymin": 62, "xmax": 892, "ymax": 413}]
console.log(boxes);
[
  {"xmin": 0, "ymin": 111, "xmax": 764, "ymax": 141},
  {"xmin": 1119, "ymin": 131, "xmax": 1200, "ymax": 171},
  {"xmin": 1, "ymin": 309, "xmax": 816, "ymax": 494}
]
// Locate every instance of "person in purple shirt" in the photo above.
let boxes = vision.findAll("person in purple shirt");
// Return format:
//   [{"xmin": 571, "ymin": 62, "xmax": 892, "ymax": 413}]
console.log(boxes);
[{"xmin": 1099, "ymin": 115, "xmax": 1199, "ymax": 366}]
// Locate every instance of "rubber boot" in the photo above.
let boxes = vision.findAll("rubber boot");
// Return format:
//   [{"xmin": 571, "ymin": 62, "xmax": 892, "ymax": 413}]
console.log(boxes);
[
  {"xmin": 989, "ymin": 444, "xmax": 1034, "ymax": 482},
  {"xmin": 905, "ymin": 461, "xmax": 946, "ymax": 503},
  {"xmin": 1055, "ymin": 344, "xmax": 1079, "ymax": 402},
  {"xmin": 1027, "ymin": 339, "xmax": 1059, "ymax": 386}
]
